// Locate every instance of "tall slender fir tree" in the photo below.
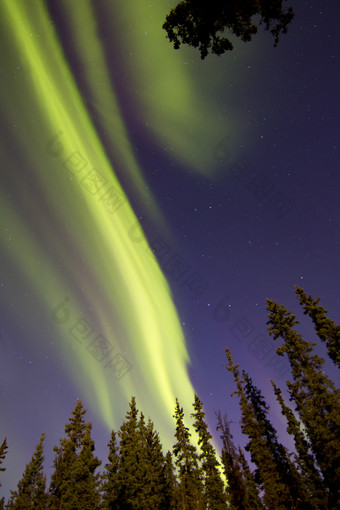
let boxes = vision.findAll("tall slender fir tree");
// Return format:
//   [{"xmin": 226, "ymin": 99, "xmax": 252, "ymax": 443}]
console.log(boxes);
[
  {"xmin": 191, "ymin": 395, "xmax": 227, "ymax": 509},
  {"xmin": 140, "ymin": 417, "xmax": 168, "ymax": 507},
  {"xmin": 115, "ymin": 396, "xmax": 145, "ymax": 508},
  {"xmin": 295, "ymin": 286, "xmax": 340, "ymax": 368},
  {"xmin": 48, "ymin": 400, "xmax": 101, "ymax": 509},
  {"xmin": 216, "ymin": 411, "xmax": 250, "ymax": 510},
  {"xmin": 101, "ymin": 430, "xmax": 120, "ymax": 509},
  {"xmin": 271, "ymin": 381, "xmax": 328, "ymax": 508},
  {"xmin": 173, "ymin": 399, "xmax": 204, "ymax": 510},
  {"xmin": 0, "ymin": 438, "xmax": 8, "ymax": 510},
  {"xmin": 225, "ymin": 347, "xmax": 310, "ymax": 510},
  {"xmin": 243, "ymin": 373, "xmax": 314, "ymax": 509},
  {"xmin": 266, "ymin": 299, "xmax": 340, "ymax": 508},
  {"xmin": 237, "ymin": 447, "xmax": 265, "ymax": 510},
  {"xmin": 6, "ymin": 434, "xmax": 47, "ymax": 510},
  {"xmin": 163, "ymin": 451, "xmax": 178, "ymax": 509}
]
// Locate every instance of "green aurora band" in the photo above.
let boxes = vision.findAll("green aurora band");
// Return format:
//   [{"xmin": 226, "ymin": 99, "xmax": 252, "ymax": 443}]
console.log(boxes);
[{"xmin": 0, "ymin": 0, "xmax": 249, "ymax": 462}]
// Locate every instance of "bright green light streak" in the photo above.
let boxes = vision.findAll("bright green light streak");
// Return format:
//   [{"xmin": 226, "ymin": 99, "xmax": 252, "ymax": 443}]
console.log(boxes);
[
  {"xmin": 2, "ymin": 0, "xmax": 199, "ymax": 448},
  {"xmin": 113, "ymin": 0, "xmax": 245, "ymax": 177},
  {"xmin": 61, "ymin": 0, "xmax": 164, "ymax": 225},
  {"xmin": 0, "ymin": 168, "xmax": 118, "ymax": 427}
]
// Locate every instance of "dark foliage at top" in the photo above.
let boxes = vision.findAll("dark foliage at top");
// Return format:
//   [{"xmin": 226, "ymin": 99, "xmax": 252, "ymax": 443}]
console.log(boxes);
[{"xmin": 163, "ymin": 0, "xmax": 294, "ymax": 59}]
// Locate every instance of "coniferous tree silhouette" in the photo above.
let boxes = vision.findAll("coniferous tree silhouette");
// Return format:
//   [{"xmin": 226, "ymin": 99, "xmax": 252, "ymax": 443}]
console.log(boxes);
[
  {"xmin": 114, "ymin": 397, "xmax": 146, "ymax": 508},
  {"xmin": 225, "ymin": 348, "xmax": 311, "ymax": 509},
  {"xmin": 243, "ymin": 373, "xmax": 314, "ymax": 509},
  {"xmin": 271, "ymin": 380, "xmax": 328, "ymax": 508},
  {"xmin": 0, "ymin": 438, "xmax": 8, "ymax": 510},
  {"xmin": 173, "ymin": 399, "xmax": 204, "ymax": 509},
  {"xmin": 295, "ymin": 286, "xmax": 340, "ymax": 368},
  {"xmin": 217, "ymin": 411, "xmax": 248, "ymax": 510},
  {"xmin": 191, "ymin": 395, "xmax": 227, "ymax": 509},
  {"xmin": 237, "ymin": 447, "xmax": 265, "ymax": 510},
  {"xmin": 6, "ymin": 434, "xmax": 47, "ymax": 510},
  {"xmin": 217, "ymin": 411, "xmax": 264, "ymax": 510},
  {"xmin": 266, "ymin": 298, "xmax": 340, "ymax": 507},
  {"xmin": 140, "ymin": 417, "xmax": 168, "ymax": 507},
  {"xmin": 163, "ymin": 450, "xmax": 178, "ymax": 509},
  {"xmin": 48, "ymin": 400, "xmax": 101, "ymax": 509},
  {"xmin": 3, "ymin": 287, "xmax": 339, "ymax": 510},
  {"xmin": 101, "ymin": 430, "xmax": 120, "ymax": 509}
]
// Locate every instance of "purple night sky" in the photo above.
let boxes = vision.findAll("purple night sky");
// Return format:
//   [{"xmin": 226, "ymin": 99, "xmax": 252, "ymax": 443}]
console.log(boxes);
[{"xmin": 1, "ymin": 0, "xmax": 339, "ymax": 499}]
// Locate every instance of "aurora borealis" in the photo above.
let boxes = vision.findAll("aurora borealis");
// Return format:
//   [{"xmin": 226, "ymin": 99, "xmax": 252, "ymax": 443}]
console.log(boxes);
[
  {"xmin": 1, "ymin": 0, "xmax": 340, "ymax": 498},
  {"xmin": 1, "ymin": 0, "xmax": 203, "ymax": 462}
]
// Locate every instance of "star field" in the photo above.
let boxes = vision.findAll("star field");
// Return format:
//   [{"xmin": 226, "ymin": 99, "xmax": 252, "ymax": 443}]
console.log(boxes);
[{"xmin": 1, "ymin": 0, "xmax": 340, "ymax": 499}]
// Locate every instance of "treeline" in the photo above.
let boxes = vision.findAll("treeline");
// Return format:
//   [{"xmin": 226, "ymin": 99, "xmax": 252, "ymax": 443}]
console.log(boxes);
[{"xmin": 1, "ymin": 287, "xmax": 339, "ymax": 509}]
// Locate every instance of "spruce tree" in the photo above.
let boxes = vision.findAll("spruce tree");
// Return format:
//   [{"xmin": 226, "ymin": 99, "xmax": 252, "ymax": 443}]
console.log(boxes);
[
  {"xmin": 191, "ymin": 395, "xmax": 227, "ymax": 509},
  {"xmin": 243, "ymin": 373, "xmax": 314, "ymax": 509},
  {"xmin": 0, "ymin": 438, "xmax": 7, "ymax": 476},
  {"xmin": 6, "ymin": 433, "xmax": 47, "ymax": 510},
  {"xmin": 272, "ymin": 381, "xmax": 328, "ymax": 508},
  {"xmin": 225, "ymin": 347, "xmax": 308, "ymax": 510},
  {"xmin": 237, "ymin": 447, "xmax": 265, "ymax": 510},
  {"xmin": 266, "ymin": 299, "xmax": 340, "ymax": 508},
  {"xmin": 295, "ymin": 286, "xmax": 340, "ymax": 368},
  {"xmin": 225, "ymin": 348, "xmax": 282, "ymax": 508},
  {"xmin": 140, "ymin": 418, "xmax": 168, "ymax": 508},
  {"xmin": 48, "ymin": 399, "xmax": 101, "ymax": 509},
  {"xmin": 172, "ymin": 399, "xmax": 204, "ymax": 510},
  {"xmin": 163, "ymin": 451, "xmax": 178, "ymax": 509},
  {"xmin": 73, "ymin": 424, "xmax": 101, "ymax": 508},
  {"xmin": 101, "ymin": 430, "xmax": 120, "ymax": 509},
  {"xmin": 115, "ymin": 396, "xmax": 145, "ymax": 508},
  {"xmin": 0, "ymin": 438, "xmax": 8, "ymax": 510},
  {"xmin": 216, "ymin": 411, "xmax": 249, "ymax": 510}
]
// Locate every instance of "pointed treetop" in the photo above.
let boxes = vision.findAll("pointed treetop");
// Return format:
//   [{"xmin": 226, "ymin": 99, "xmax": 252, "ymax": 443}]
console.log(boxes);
[
  {"xmin": 295, "ymin": 286, "xmax": 340, "ymax": 368},
  {"xmin": 0, "ymin": 438, "xmax": 8, "ymax": 475},
  {"xmin": 7, "ymin": 433, "xmax": 47, "ymax": 510}
]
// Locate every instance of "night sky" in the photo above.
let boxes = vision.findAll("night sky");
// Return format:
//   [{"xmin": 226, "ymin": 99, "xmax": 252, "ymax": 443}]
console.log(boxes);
[{"xmin": 1, "ymin": 0, "xmax": 339, "ymax": 499}]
